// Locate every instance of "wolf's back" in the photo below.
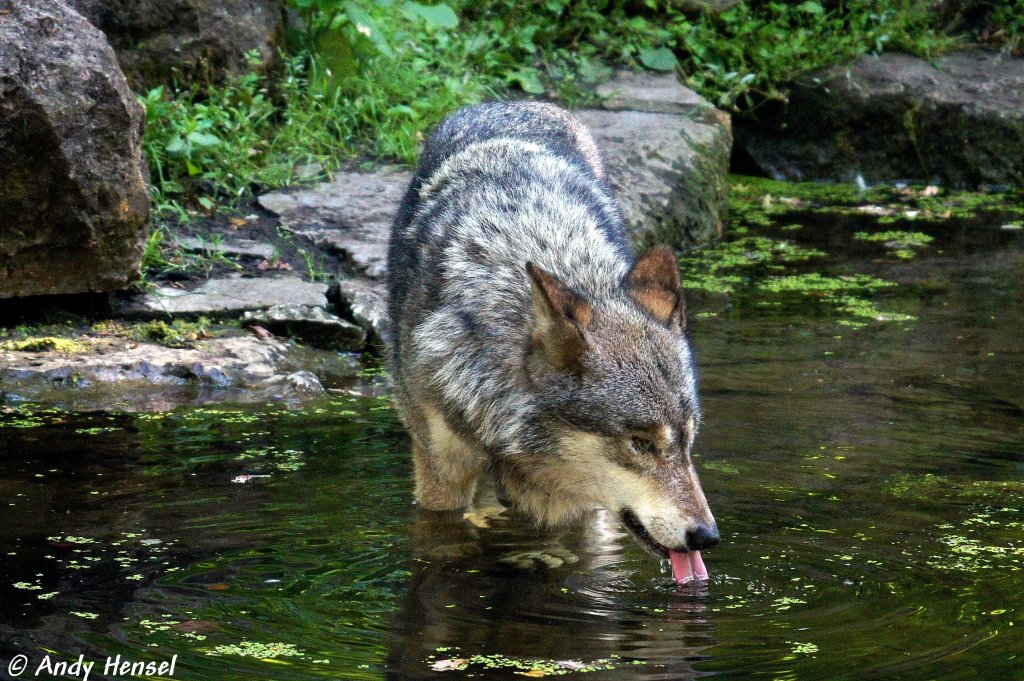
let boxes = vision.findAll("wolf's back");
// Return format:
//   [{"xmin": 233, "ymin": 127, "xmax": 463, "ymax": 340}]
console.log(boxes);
[{"xmin": 385, "ymin": 102, "xmax": 631, "ymax": 414}]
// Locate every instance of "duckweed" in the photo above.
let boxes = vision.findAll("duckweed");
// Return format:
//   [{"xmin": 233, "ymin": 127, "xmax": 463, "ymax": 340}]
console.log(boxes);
[
  {"xmin": 205, "ymin": 641, "xmax": 306, "ymax": 659},
  {"xmin": 426, "ymin": 651, "xmax": 633, "ymax": 675}
]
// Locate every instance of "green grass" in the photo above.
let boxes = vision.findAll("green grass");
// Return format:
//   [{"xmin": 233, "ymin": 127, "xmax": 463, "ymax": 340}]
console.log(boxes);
[{"xmin": 139, "ymin": 1, "xmax": 1021, "ymax": 217}]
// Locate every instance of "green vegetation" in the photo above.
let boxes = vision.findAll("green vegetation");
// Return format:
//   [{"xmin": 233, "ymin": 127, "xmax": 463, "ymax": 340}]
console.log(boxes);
[
  {"xmin": 140, "ymin": 1, "xmax": 1024, "ymax": 217},
  {"xmin": 205, "ymin": 641, "xmax": 306, "ymax": 659},
  {"xmin": 888, "ymin": 473, "xmax": 1024, "ymax": 505},
  {"xmin": 854, "ymin": 229, "xmax": 934, "ymax": 259},
  {"xmin": 140, "ymin": 226, "xmax": 243, "ymax": 284}
]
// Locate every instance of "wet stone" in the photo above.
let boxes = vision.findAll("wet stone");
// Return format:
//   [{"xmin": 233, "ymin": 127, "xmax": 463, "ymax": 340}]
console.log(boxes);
[
  {"xmin": 175, "ymin": 237, "xmax": 276, "ymax": 261},
  {"xmin": 330, "ymin": 278, "xmax": 387, "ymax": 342},
  {"xmin": 0, "ymin": 336, "xmax": 345, "ymax": 409},
  {"xmin": 736, "ymin": 51, "xmax": 1024, "ymax": 186},
  {"xmin": 243, "ymin": 304, "xmax": 366, "ymax": 351},
  {"xmin": 112, "ymin": 275, "xmax": 329, "ymax": 319}
]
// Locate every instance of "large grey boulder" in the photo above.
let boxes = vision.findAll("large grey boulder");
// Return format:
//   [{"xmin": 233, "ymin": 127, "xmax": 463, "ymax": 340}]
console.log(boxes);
[
  {"xmin": 582, "ymin": 69, "xmax": 732, "ymax": 249},
  {"xmin": 0, "ymin": 0, "xmax": 150, "ymax": 299},
  {"xmin": 67, "ymin": 0, "xmax": 284, "ymax": 90},
  {"xmin": 736, "ymin": 51, "xmax": 1024, "ymax": 186}
]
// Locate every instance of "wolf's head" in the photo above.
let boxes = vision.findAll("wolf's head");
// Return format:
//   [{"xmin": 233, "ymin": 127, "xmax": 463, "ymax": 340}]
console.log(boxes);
[{"xmin": 509, "ymin": 245, "xmax": 718, "ymax": 571}]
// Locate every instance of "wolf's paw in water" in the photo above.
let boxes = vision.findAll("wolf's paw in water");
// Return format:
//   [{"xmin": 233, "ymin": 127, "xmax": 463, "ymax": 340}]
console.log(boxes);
[
  {"xmin": 463, "ymin": 504, "xmax": 507, "ymax": 529},
  {"xmin": 499, "ymin": 547, "xmax": 579, "ymax": 569}
]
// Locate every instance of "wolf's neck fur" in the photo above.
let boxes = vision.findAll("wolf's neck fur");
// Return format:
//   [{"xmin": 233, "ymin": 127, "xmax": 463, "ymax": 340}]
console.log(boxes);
[{"xmin": 407, "ymin": 138, "xmax": 630, "ymax": 451}]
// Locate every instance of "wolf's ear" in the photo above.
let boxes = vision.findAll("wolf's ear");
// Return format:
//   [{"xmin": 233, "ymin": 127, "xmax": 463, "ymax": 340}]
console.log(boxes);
[
  {"xmin": 525, "ymin": 262, "xmax": 591, "ymax": 371},
  {"xmin": 625, "ymin": 245, "xmax": 686, "ymax": 332}
]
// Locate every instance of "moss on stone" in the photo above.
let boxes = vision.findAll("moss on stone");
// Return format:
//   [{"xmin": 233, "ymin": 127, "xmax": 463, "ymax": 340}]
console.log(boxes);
[{"xmin": 0, "ymin": 337, "xmax": 89, "ymax": 353}]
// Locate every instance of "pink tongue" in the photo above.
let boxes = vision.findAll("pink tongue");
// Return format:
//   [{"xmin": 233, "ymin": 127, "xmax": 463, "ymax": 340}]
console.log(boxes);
[{"xmin": 669, "ymin": 549, "xmax": 709, "ymax": 584}]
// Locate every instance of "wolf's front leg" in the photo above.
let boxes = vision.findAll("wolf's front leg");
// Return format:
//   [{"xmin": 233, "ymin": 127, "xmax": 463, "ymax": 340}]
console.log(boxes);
[{"xmin": 411, "ymin": 407, "xmax": 485, "ymax": 510}]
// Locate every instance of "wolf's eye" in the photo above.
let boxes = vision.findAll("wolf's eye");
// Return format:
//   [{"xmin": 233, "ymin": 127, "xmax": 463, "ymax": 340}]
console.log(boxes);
[{"xmin": 631, "ymin": 437, "xmax": 659, "ymax": 456}]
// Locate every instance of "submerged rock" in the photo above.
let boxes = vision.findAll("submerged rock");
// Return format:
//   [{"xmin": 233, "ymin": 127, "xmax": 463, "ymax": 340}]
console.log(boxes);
[
  {"xmin": 0, "ymin": 0, "xmax": 150, "ymax": 299},
  {"xmin": 243, "ymin": 303, "xmax": 366, "ymax": 351},
  {"xmin": 737, "ymin": 51, "xmax": 1024, "ymax": 186},
  {"xmin": 66, "ymin": 0, "xmax": 285, "ymax": 90},
  {"xmin": 0, "ymin": 335, "xmax": 364, "ymax": 410}
]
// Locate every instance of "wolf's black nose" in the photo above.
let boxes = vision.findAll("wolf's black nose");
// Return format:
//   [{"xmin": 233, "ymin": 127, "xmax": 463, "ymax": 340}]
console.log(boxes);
[{"xmin": 686, "ymin": 523, "xmax": 720, "ymax": 551}]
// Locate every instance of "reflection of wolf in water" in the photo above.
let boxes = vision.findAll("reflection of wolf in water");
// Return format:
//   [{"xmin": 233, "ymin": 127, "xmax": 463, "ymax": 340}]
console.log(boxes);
[
  {"xmin": 384, "ymin": 508, "xmax": 713, "ymax": 680},
  {"xmin": 385, "ymin": 102, "xmax": 719, "ymax": 579}
]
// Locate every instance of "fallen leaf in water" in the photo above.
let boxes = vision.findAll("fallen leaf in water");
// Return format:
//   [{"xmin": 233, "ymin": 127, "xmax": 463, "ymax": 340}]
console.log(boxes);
[
  {"xmin": 430, "ymin": 658, "xmax": 468, "ymax": 672},
  {"xmin": 232, "ymin": 474, "xmax": 271, "ymax": 484},
  {"xmin": 228, "ymin": 217, "xmax": 249, "ymax": 229},
  {"xmin": 516, "ymin": 670, "xmax": 547, "ymax": 678},
  {"xmin": 172, "ymin": 619, "xmax": 219, "ymax": 634},
  {"xmin": 204, "ymin": 583, "xmax": 231, "ymax": 591}
]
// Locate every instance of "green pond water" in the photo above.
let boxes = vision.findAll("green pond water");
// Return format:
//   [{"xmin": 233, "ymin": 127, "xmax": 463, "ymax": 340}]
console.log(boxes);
[{"xmin": 2, "ymin": 183, "xmax": 1023, "ymax": 680}]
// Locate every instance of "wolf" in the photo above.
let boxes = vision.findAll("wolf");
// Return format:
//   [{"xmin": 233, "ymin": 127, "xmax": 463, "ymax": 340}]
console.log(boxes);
[{"xmin": 385, "ymin": 101, "xmax": 719, "ymax": 581}]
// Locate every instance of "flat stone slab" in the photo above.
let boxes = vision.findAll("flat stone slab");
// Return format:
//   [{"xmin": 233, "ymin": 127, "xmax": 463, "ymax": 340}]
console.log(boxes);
[
  {"xmin": 176, "ymin": 236, "xmax": 276, "ymax": 261},
  {"xmin": 736, "ymin": 51, "xmax": 1024, "ymax": 186},
  {"xmin": 243, "ymin": 303, "xmax": 366, "ymax": 351},
  {"xmin": 259, "ymin": 169, "xmax": 410, "ymax": 280},
  {"xmin": 113, "ymin": 275, "xmax": 329, "ymax": 319}
]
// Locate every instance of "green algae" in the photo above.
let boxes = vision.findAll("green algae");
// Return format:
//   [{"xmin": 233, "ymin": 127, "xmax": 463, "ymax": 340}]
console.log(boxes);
[
  {"xmin": 0, "ymin": 337, "xmax": 89, "ymax": 353},
  {"xmin": 702, "ymin": 460, "xmax": 741, "ymax": 475},
  {"xmin": 679, "ymin": 229, "xmax": 826, "ymax": 294},
  {"xmin": 729, "ymin": 175, "xmax": 1024, "ymax": 220},
  {"xmin": 888, "ymin": 474, "xmax": 1024, "ymax": 505},
  {"xmin": 888, "ymin": 475, "xmax": 1024, "ymax": 572},
  {"xmin": 677, "ymin": 176, "xmax": 969, "ymax": 327},
  {"xmin": 426, "ymin": 650, "xmax": 636, "ymax": 675},
  {"xmin": 854, "ymin": 230, "xmax": 935, "ymax": 259},
  {"xmin": 204, "ymin": 641, "xmax": 306, "ymax": 659},
  {"xmin": 853, "ymin": 230, "xmax": 935, "ymax": 247},
  {"xmin": 235, "ymin": 446, "xmax": 306, "ymax": 472}
]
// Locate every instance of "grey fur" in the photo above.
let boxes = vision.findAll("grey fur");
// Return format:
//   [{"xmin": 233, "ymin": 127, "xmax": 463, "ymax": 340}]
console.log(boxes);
[{"xmin": 386, "ymin": 102, "xmax": 717, "ymax": 555}]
